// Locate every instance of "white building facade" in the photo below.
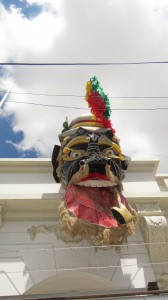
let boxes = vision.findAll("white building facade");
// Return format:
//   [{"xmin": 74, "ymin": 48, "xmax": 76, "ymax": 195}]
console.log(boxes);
[{"xmin": 0, "ymin": 158, "xmax": 168, "ymax": 298}]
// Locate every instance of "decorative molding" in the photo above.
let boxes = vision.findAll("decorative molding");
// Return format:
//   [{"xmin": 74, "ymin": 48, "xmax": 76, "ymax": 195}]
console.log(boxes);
[
  {"xmin": 140, "ymin": 214, "xmax": 168, "ymax": 289},
  {"xmin": 0, "ymin": 192, "xmax": 168, "ymax": 223},
  {"xmin": 0, "ymin": 202, "xmax": 5, "ymax": 227},
  {"xmin": 134, "ymin": 202, "xmax": 163, "ymax": 216},
  {"xmin": 0, "ymin": 194, "xmax": 62, "ymax": 221},
  {"xmin": 156, "ymin": 274, "xmax": 168, "ymax": 289},
  {"xmin": 0, "ymin": 158, "xmax": 52, "ymax": 173},
  {"xmin": 0, "ymin": 158, "xmax": 160, "ymax": 174},
  {"xmin": 0, "ymin": 194, "xmax": 168, "ymax": 221},
  {"xmin": 140, "ymin": 215, "xmax": 168, "ymax": 256},
  {"xmin": 126, "ymin": 158, "xmax": 159, "ymax": 174},
  {"xmin": 127, "ymin": 192, "xmax": 168, "ymax": 203}
]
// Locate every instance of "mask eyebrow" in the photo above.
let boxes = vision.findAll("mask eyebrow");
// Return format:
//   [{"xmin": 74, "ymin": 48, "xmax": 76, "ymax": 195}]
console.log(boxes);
[
  {"xmin": 98, "ymin": 136, "xmax": 113, "ymax": 147},
  {"xmin": 66, "ymin": 136, "xmax": 89, "ymax": 148},
  {"xmin": 98, "ymin": 136, "xmax": 122, "ymax": 154}
]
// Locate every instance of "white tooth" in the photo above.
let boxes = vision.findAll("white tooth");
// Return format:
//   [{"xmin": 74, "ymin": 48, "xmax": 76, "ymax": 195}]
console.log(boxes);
[
  {"xmin": 76, "ymin": 180, "xmax": 114, "ymax": 187},
  {"xmin": 76, "ymin": 182, "xmax": 83, "ymax": 186}
]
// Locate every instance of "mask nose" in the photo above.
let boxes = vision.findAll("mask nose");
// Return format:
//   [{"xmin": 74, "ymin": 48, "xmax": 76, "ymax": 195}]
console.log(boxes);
[
  {"xmin": 79, "ymin": 154, "xmax": 109, "ymax": 176},
  {"xmin": 87, "ymin": 136, "xmax": 100, "ymax": 155},
  {"xmin": 89, "ymin": 161, "xmax": 106, "ymax": 175}
]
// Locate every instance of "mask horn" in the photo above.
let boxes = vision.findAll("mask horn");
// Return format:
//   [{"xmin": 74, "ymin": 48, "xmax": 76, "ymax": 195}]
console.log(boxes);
[
  {"xmin": 111, "ymin": 189, "xmax": 133, "ymax": 224},
  {"xmin": 52, "ymin": 145, "xmax": 60, "ymax": 183}
]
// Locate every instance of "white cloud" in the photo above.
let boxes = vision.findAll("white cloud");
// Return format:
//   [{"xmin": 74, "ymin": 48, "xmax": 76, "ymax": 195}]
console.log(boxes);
[
  {"xmin": 1, "ymin": 0, "xmax": 168, "ymax": 172},
  {"xmin": 0, "ymin": 1, "xmax": 64, "ymax": 62}
]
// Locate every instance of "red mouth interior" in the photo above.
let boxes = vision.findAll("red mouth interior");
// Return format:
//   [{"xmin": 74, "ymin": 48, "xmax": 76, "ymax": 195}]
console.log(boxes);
[
  {"xmin": 80, "ymin": 172, "xmax": 109, "ymax": 182},
  {"xmin": 65, "ymin": 184, "xmax": 119, "ymax": 228}
]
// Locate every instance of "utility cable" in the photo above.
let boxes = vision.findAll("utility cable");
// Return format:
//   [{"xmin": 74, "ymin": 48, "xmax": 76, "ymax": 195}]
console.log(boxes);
[
  {"xmin": 2, "ymin": 61, "xmax": 168, "ymax": 66},
  {"xmin": 6, "ymin": 100, "xmax": 168, "ymax": 111},
  {"xmin": 1, "ymin": 260, "xmax": 168, "ymax": 274},
  {"xmin": 1, "ymin": 90, "xmax": 168, "ymax": 99},
  {"xmin": 0, "ymin": 241, "xmax": 167, "ymax": 254}
]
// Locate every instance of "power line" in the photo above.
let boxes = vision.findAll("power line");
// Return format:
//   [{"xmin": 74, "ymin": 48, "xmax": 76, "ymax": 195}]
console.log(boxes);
[
  {"xmin": 1, "ymin": 90, "xmax": 168, "ymax": 99},
  {"xmin": 2, "ymin": 60, "xmax": 168, "ymax": 66},
  {"xmin": 1, "ymin": 260, "xmax": 168, "ymax": 274},
  {"xmin": 6, "ymin": 100, "xmax": 168, "ymax": 111},
  {"xmin": 0, "ymin": 91, "xmax": 84, "ymax": 97},
  {"xmin": 7, "ymin": 100, "xmax": 86, "ymax": 110},
  {"xmin": 0, "ymin": 240, "xmax": 167, "ymax": 254}
]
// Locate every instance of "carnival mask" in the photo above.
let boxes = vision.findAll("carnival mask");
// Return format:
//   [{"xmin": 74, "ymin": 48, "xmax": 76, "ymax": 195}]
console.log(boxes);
[{"xmin": 51, "ymin": 77, "xmax": 137, "ymax": 246}]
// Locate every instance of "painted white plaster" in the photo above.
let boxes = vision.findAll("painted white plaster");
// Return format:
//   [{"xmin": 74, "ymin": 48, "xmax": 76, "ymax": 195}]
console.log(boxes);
[{"xmin": 0, "ymin": 158, "xmax": 167, "ymax": 297}]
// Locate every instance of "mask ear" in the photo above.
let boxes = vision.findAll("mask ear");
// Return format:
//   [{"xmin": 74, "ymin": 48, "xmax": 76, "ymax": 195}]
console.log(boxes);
[
  {"xmin": 121, "ymin": 156, "xmax": 130, "ymax": 170},
  {"xmin": 51, "ymin": 145, "xmax": 60, "ymax": 183},
  {"xmin": 105, "ymin": 130, "xmax": 114, "ymax": 140}
]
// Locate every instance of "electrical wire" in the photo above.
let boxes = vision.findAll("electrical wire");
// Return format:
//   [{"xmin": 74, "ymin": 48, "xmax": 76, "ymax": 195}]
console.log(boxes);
[
  {"xmin": 0, "ymin": 260, "xmax": 168, "ymax": 274},
  {"xmin": 7, "ymin": 100, "xmax": 87, "ymax": 110},
  {"xmin": 1, "ymin": 91, "xmax": 84, "ymax": 98},
  {"xmin": 2, "ymin": 241, "xmax": 166, "ymax": 273},
  {"xmin": 1, "ymin": 90, "xmax": 168, "ymax": 99},
  {"xmin": 2, "ymin": 61, "xmax": 168, "ymax": 66},
  {"xmin": 1, "ymin": 100, "xmax": 168, "ymax": 158},
  {"xmin": 0, "ymin": 241, "xmax": 167, "ymax": 254},
  {"xmin": 5, "ymin": 100, "xmax": 168, "ymax": 111}
]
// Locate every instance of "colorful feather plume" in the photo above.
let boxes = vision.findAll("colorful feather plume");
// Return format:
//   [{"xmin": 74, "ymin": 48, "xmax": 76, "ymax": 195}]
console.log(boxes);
[{"xmin": 85, "ymin": 76, "xmax": 115, "ymax": 133}]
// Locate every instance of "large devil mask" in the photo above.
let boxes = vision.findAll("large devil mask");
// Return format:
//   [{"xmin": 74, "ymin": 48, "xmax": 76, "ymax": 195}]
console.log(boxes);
[{"xmin": 52, "ymin": 77, "xmax": 137, "ymax": 246}]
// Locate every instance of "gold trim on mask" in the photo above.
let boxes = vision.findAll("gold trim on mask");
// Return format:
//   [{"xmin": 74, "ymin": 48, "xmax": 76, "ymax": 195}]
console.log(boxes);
[
  {"xmin": 62, "ymin": 148, "xmax": 86, "ymax": 161},
  {"xmin": 70, "ymin": 122, "xmax": 104, "ymax": 129},
  {"xmin": 98, "ymin": 136, "xmax": 123, "ymax": 157},
  {"xmin": 66, "ymin": 136, "xmax": 89, "ymax": 148},
  {"xmin": 62, "ymin": 134, "xmax": 125, "ymax": 162}
]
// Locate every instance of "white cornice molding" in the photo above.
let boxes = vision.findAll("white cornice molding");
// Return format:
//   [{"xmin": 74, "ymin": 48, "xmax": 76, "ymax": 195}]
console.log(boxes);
[
  {"xmin": 127, "ymin": 158, "xmax": 159, "ymax": 174},
  {"xmin": 0, "ymin": 158, "xmax": 160, "ymax": 174},
  {"xmin": 0, "ymin": 202, "xmax": 5, "ymax": 227},
  {"xmin": 0, "ymin": 191, "xmax": 168, "ymax": 221},
  {"xmin": 0, "ymin": 158, "xmax": 168, "ymax": 221},
  {"xmin": 0, "ymin": 193, "xmax": 61, "ymax": 221},
  {"xmin": 0, "ymin": 158, "xmax": 52, "ymax": 173}
]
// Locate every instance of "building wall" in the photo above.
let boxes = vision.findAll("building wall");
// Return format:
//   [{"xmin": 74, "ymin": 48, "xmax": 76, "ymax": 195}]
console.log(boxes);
[{"xmin": 0, "ymin": 158, "xmax": 168, "ymax": 297}]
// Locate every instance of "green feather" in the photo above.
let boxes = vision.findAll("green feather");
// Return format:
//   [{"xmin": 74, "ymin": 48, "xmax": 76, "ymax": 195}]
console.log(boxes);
[{"xmin": 89, "ymin": 76, "xmax": 111, "ymax": 119}]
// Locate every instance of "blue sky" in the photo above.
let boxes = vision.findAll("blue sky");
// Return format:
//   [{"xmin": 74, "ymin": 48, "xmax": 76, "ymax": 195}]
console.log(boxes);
[
  {"xmin": 0, "ymin": 91, "xmax": 37, "ymax": 157},
  {"xmin": 0, "ymin": 0, "xmax": 43, "ymax": 158},
  {"xmin": 1, "ymin": 0, "xmax": 42, "ymax": 19},
  {"xmin": 0, "ymin": 113, "xmax": 37, "ymax": 157},
  {"xmin": 0, "ymin": 0, "xmax": 40, "ymax": 157},
  {"xmin": 1, "ymin": 0, "xmax": 168, "ymax": 172}
]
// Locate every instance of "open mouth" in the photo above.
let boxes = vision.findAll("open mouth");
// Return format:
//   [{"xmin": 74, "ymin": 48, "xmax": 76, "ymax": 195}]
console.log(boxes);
[
  {"xmin": 77, "ymin": 180, "xmax": 113, "ymax": 187},
  {"xmin": 65, "ymin": 184, "xmax": 119, "ymax": 228},
  {"xmin": 76, "ymin": 172, "xmax": 115, "ymax": 187}
]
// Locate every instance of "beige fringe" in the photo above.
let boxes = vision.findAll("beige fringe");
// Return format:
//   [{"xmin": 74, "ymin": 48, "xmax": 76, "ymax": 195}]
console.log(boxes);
[
  {"xmin": 58, "ymin": 196, "xmax": 137, "ymax": 247},
  {"xmin": 105, "ymin": 164, "xmax": 119, "ymax": 186},
  {"xmin": 69, "ymin": 164, "xmax": 89, "ymax": 185}
]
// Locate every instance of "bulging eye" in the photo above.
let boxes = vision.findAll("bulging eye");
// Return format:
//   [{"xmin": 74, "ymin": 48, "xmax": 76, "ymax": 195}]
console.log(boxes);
[
  {"xmin": 69, "ymin": 151, "xmax": 81, "ymax": 158},
  {"xmin": 103, "ymin": 148, "xmax": 116, "ymax": 156}
]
